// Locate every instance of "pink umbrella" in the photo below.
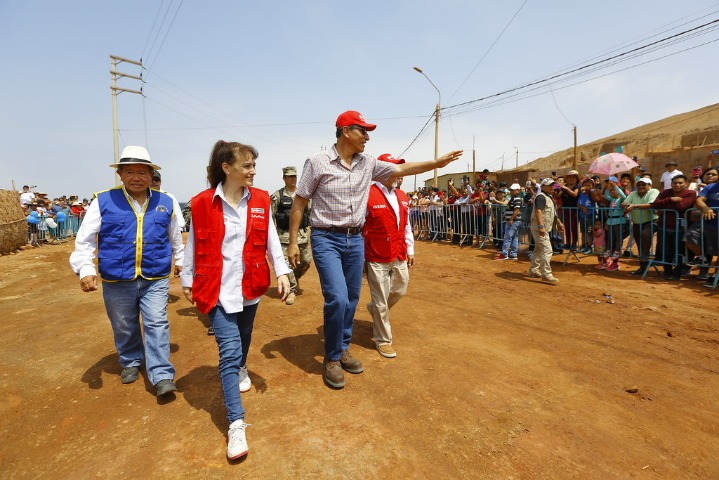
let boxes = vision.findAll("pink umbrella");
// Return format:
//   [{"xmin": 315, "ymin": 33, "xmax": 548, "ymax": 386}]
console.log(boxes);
[{"xmin": 588, "ymin": 153, "xmax": 639, "ymax": 176}]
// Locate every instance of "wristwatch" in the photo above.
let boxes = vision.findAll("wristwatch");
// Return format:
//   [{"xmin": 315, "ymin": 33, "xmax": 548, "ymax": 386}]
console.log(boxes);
[{"xmin": 538, "ymin": 224, "xmax": 545, "ymax": 229}]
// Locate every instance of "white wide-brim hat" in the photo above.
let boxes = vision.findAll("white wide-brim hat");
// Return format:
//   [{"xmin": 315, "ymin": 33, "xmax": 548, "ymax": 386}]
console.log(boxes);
[{"xmin": 109, "ymin": 146, "xmax": 161, "ymax": 170}]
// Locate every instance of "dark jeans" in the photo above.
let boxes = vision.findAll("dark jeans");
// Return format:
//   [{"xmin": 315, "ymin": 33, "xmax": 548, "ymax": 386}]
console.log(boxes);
[
  {"xmin": 632, "ymin": 221, "xmax": 656, "ymax": 262},
  {"xmin": 561, "ymin": 208, "xmax": 579, "ymax": 246}
]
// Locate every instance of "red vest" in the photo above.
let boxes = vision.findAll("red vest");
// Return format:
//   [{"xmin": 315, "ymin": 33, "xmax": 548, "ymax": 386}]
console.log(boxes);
[
  {"xmin": 363, "ymin": 184, "xmax": 410, "ymax": 263},
  {"xmin": 189, "ymin": 187, "xmax": 271, "ymax": 314}
]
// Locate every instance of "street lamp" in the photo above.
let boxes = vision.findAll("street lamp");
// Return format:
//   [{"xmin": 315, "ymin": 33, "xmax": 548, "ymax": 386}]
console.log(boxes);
[{"xmin": 413, "ymin": 66, "xmax": 441, "ymax": 187}]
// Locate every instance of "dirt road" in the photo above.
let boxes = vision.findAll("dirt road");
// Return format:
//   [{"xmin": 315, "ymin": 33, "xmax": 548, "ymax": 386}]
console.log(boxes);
[{"xmin": 0, "ymin": 240, "xmax": 717, "ymax": 479}]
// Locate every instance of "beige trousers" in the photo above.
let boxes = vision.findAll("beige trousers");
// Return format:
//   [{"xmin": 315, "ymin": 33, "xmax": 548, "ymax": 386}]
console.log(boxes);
[
  {"xmin": 529, "ymin": 227, "xmax": 554, "ymax": 278},
  {"xmin": 366, "ymin": 259, "xmax": 409, "ymax": 346}
]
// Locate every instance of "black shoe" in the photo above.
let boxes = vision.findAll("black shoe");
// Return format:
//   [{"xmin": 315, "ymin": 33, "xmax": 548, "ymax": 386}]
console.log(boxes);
[
  {"xmin": 155, "ymin": 379, "xmax": 177, "ymax": 396},
  {"xmin": 121, "ymin": 366, "xmax": 140, "ymax": 384},
  {"xmin": 623, "ymin": 250, "xmax": 632, "ymax": 258},
  {"xmin": 629, "ymin": 262, "xmax": 647, "ymax": 276},
  {"xmin": 207, "ymin": 326, "xmax": 215, "ymax": 335}
]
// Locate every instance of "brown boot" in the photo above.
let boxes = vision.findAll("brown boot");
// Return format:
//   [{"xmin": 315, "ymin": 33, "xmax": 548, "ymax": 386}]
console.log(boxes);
[
  {"xmin": 323, "ymin": 358, "xmax": 345, "ymax": 389},
  {"xmin": 339, "ymin": 350, "xmax": 364, "ymax": 374}
]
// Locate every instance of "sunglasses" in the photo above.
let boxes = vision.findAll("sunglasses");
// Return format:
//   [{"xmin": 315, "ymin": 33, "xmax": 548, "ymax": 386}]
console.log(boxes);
[{"xmin": 348, "ymin": 125, "xmax": 368, "ymax": 135}]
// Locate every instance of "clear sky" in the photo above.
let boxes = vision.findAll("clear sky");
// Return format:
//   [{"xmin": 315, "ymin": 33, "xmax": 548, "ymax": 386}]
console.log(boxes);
[{"xmin": 2, "ymin": 1, "xmax": 718, "ymax": 201}]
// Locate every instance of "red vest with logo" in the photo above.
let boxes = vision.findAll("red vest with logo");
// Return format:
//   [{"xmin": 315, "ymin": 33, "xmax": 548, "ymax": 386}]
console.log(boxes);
[
  {"xmin": 189, "ymin": 187, "xmax": 271, "ymax": 314},
  {"xmin": 363, "ymin": 184, "xmax": 409, "ymax": 263}
]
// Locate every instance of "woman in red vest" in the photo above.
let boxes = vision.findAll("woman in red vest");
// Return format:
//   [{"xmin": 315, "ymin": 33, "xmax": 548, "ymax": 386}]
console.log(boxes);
[{"xmin": 180, "ymin": 140, "xmax": 291, "ymax": 460}]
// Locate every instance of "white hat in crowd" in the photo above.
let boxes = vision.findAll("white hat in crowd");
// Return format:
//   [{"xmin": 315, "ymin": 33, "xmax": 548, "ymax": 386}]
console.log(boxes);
[{"xmin": 509, "ymin": 183, "xmax": 521, "ymax": 190}]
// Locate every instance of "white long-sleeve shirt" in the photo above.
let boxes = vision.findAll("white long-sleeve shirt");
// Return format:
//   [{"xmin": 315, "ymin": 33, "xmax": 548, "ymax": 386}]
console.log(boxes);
[
  {"xmin": 69, "ymin": 187, "xmax": 184, "ymax": 279},
  {"xmin": 180, "ymin": 184, "xmax": 291, "ymax": 314},
  {"xmin": 367, "ymin": 182, "xmax": 415, "ymax": 256}
]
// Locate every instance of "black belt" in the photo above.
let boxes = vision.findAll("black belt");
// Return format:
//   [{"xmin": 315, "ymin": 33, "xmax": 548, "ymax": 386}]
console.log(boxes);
[{"xmin": 315, "ymin": 226, "xmax": 363, "ymax": 235}]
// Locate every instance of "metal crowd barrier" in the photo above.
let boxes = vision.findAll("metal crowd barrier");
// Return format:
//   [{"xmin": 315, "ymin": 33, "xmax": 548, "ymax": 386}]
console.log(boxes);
[
  {"xmin": 408, "ymin": 202, "xmax": 717, "ymax": 288},
  {"xmin": 26, "ymin": 212, "xmax": 85, "ymax": 247},
  {"xmin": 682, "ymin": 207, "xmax": 719, "ymax": 288}
]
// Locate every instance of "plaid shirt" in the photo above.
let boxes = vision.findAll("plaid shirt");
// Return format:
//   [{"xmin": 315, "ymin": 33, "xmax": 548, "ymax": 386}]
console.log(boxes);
[{"xmin": 296, "ymin": 144, "xmax": 396, "ymax": 229}]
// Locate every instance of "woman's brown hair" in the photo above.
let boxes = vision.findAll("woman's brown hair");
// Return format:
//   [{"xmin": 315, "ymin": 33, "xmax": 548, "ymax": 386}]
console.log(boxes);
[{"xmin": 207, "ymin": 140, "xmax": 259, "ymax": 188}]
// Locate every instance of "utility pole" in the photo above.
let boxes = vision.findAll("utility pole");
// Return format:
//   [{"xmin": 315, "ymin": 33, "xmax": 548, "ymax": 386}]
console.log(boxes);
[
  {"xmin": 111, "ymin": 55, "xmax": 144, "ymax": 185},
  {"xmin": 433, "ymin": 102, "xmax": 440, "ymax": 187},
  {"xmin": 413, "ymin": 67, "xmax": 441, "ymax": 187},
  {"xmin": 515, "ymin": 147, "xmax": 519, "ymax": 169},
  {"xmin": 573, "ymin": 125, "xmax": 578, "ymax": 170},
  {"xmin": 501, "ymin": 152, "xmax": 505, "ymax": 171},
  {"xmin": 472, "ymin": 136, "xmax": 476, "ymax": 183}
]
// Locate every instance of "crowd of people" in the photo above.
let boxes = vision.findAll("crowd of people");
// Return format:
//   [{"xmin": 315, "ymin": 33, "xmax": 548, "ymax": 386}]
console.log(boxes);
[
  {"xmin": 19, "ymin": 186, "xmax": 90, "ymax": 246},
  {"xmin": 404, "ymin": 161, "xmax": 719, "ymax": 287}
]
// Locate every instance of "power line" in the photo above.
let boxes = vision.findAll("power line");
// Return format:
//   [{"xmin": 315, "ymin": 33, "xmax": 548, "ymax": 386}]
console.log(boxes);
[
  {"xmin": 448, "ymin": 0, "xmax": 529, "ymax": 102},
  {"xmin": 141, "ymin": 0, "xmax": 169, "ymax": 61},
  {"xmin": 445, "ymin": 17, "xmax": 719, "ymax": 114},
  {"xmin": 145, "ymin": 0, "xmax": 184, "ymax": 71}
]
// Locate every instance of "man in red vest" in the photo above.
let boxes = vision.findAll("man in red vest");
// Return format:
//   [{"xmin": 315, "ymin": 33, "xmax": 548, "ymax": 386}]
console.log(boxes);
[{"xmin": 363, "ymin": 153, "xmax": 414, "ymax": 358}]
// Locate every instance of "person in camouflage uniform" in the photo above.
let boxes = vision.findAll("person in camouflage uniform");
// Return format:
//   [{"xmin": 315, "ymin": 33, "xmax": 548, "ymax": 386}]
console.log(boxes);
[{"xmin": 270, "ymin": 166, "xmax": 312, "ymax": 305}]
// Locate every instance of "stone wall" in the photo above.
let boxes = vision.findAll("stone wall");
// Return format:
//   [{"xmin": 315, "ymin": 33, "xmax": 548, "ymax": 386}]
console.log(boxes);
[{"xmin": 0, "ymin": 190, "xmax": 27, "ymax": 254}]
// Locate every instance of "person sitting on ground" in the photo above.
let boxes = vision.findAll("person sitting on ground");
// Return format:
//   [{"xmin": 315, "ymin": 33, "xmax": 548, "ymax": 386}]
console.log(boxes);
[{"xmin": 622, "ymin": 178, "xmax": 660, "ymax": 275}]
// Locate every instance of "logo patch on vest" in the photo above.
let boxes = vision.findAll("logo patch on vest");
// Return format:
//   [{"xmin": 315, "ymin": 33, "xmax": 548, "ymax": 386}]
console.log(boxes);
[
  {"xmin": 372, "ymin": 204, "xmax": 386, "ymax": 209},
  {"xmin": 155, "ymin": 205, "xmax": 169, "ymax": 214},
  {"xmin": 251, "ymin": 207, "xmax": 265, "ymax": 214}
]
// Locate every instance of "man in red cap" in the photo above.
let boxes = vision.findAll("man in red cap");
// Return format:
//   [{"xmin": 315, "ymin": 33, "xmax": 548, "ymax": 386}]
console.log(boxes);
[
  {"xmin": 287, "ymin": 110, "xmax": 462, "ymax": 389},
  {"xmin": 364, "ymin": 154, "xmax": 413, "ymax": 358}
]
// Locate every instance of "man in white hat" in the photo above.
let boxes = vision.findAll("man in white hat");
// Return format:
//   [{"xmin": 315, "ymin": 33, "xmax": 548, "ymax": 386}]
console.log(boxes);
[
  {"xmin": 527, "ymin": 178, "xmax": 565, "ymax": 284},
  {"xmin": 69, "ymin": 146, "xmax": 184, "ymax": 397}
]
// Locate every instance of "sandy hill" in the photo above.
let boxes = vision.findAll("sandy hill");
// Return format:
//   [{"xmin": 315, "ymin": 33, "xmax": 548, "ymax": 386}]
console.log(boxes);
[{"xmin": 516, "ymin": 103, "xmax": 719, "ymax": 179}]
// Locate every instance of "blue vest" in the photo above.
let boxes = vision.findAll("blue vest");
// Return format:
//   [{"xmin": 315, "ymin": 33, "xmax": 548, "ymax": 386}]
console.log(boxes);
[{"xmin": 96, "ymin": 187, "xmax": 174, "ymax": 281}]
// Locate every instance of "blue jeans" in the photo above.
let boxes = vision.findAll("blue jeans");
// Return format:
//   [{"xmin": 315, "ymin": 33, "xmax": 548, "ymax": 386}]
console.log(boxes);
[
  {"xmin": 311, "ymin": 229, "xmax": 364, "ymax": 360},
  {"xmin": 209, "ymin": 303, "xmax": 258, "ymax": 424},
  {"xmin": 501, "ymin": 221, "xmax": 521, "ymax": 257},
  {"xmin": 102, "ymin": 277, "xmax": 174, "ymax": 385}
]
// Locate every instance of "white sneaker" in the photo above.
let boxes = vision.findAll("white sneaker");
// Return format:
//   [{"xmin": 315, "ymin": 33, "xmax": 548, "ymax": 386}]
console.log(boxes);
[
  {"xmin": 238, "ymin": 365, "xmax": 251, "ymax": 393},
  {"xmin": 227, "ymin": 420, "xmax": 249, "ymax": 459}
]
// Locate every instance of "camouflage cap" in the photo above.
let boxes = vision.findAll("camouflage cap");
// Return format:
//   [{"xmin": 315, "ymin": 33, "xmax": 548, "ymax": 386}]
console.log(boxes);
[{"xmin": 282, "ymin": 166, "xmax": 297, "ymax": 176}]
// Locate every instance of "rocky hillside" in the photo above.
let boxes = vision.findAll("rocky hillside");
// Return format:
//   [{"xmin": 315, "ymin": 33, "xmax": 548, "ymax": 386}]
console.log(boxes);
[{"xmin": 522, "ymin": 103, "xmax": 719, "ymax": 176}]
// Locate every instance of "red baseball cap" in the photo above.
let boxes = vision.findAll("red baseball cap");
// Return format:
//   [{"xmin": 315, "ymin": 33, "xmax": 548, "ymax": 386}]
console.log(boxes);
[
  {"xmin": 377, "ymin": 153, "xmax": 405, "ymax": 164},
  {"xmin": 335, "ymin": 110, "xmax": 376, "ymax": 131}
]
